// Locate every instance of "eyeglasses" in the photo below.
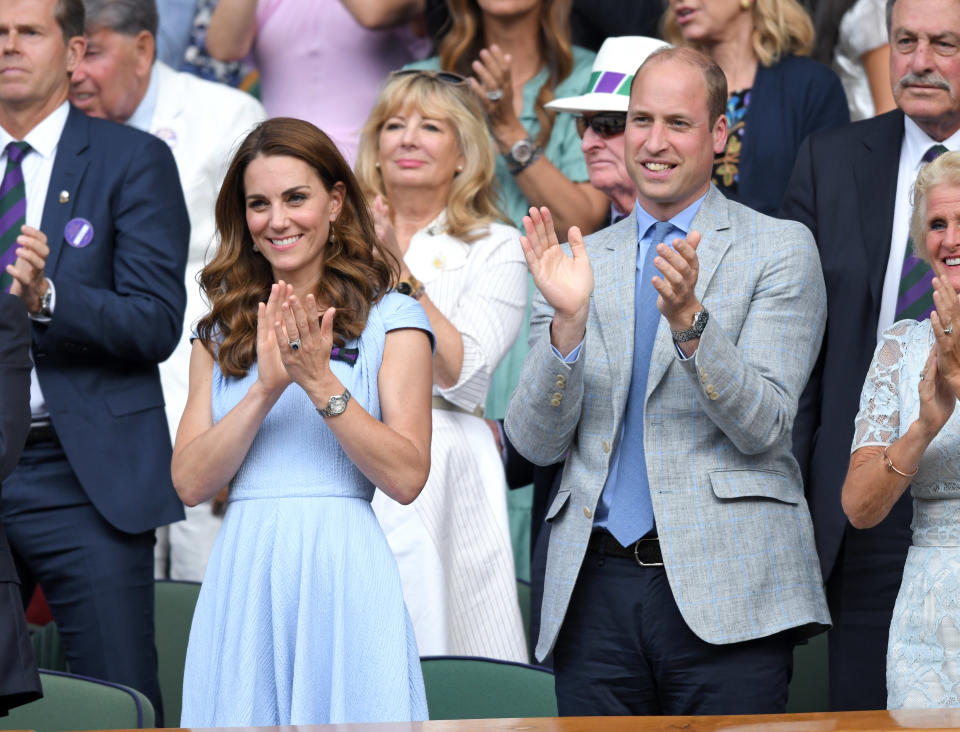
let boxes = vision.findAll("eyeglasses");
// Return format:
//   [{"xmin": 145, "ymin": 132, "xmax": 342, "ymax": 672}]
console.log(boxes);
[
  {"xmin": 576, "ymin": 113, "xmax": 627, "ymax": 139},
  {"xmin": 389, "ymin": 69, "xmax": 470, "ymax": 85}
]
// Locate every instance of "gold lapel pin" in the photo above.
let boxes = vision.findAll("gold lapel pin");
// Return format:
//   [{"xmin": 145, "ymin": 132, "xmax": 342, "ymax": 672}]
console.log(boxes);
[{"xmin": 59, "ymin": 190, "xmax": 70, "ymax": 204}]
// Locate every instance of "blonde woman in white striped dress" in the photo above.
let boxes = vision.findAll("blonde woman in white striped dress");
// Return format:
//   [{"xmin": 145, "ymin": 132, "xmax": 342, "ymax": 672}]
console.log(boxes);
[{"xmin": 356, "ymin": 70, "xmax": 528, "ymax": 662}]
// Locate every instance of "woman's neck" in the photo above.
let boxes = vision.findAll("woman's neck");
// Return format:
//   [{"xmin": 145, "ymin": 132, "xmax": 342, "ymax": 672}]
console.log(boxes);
[
  {"xmin": 702, "ymin": 21, "xmax": 758, "ymax": 92},
  {"xmin": 481, "ymin": 9, "xmax": 543, "ymax": 86},
  {"xmin": 387, "ymin": 186, "xmax": 448, "ymax": 252}
]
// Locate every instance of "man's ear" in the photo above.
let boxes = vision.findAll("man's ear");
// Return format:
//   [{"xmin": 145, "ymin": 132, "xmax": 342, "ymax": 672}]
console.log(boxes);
[
  {"xmin": 712, "ymin": 113, "xmax": 728, "ymax": 155},
  {"xmin": 134, "ymin": 30, "xmax": 155, "ymax": 77},
  {"xmin": 64, "ymin": 35, "xmax": 86, "ymax": 74}
]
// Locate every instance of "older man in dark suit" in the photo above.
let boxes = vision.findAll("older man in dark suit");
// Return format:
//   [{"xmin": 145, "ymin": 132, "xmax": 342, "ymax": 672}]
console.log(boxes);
[
  {"xmin": 781, "ymin": 0, "xmax": 960, "ymax": 710},
  {"xmin": 0, "ymin": 0, "xmax": 189, "ymax": 722}
]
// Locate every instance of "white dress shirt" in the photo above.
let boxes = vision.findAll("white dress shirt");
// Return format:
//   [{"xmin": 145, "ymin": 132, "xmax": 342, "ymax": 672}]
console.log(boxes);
[{"xmin": 0, "ymin": 101, "xmax": 69, "ymax": 418}]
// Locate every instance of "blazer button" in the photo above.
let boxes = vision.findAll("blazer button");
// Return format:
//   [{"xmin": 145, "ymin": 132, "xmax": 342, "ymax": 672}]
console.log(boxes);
[
  {"xmin": 551, "ymin": 396, "xmax": 562, "ymax": 407},
  {"xmin": 583, "ymin": 506, "xmax": 593, "ymax": 518},
  {"xmin": 552, "ymin": 391, "xmax": 563, "ymax": 401},
  {"xmin": 602, "ymin": 439, "xmax": 611, "ymax": 453},
  {"xmin": 556, "ymin": 377, "xmax": 566, "ymax": 389},
  {"xmin": 707, "ymin": 388, "xmax": 719, "ymax": 400}
]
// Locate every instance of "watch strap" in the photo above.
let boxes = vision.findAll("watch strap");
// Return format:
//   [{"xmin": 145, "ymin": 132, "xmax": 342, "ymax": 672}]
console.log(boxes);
[
  {"xmin": 671, "ymin": 309, "xmax": 708, "ymax": 343},
  {"xmin": 317, "ymin": 387, "xmax": 351, "ymax": 417}
]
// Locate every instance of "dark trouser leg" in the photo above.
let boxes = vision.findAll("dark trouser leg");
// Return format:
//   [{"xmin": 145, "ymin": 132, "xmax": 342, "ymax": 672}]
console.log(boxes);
[
  {"xmin": 553, "ymin": 549, "xmax": 794, "ymax": 716},
  {"xmin": 1, "ymin": 443, "xmax": 163, "ymax": 725},
  {"xmin": 828, "ymin": 492, "xmax": 912, "ymax": 711}
]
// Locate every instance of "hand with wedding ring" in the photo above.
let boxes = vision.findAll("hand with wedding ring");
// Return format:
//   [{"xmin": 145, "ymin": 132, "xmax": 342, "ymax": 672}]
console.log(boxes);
[
  {"xmin": 255, "ymin": 282, "xmax": 293, "ymax": 396},
  {"xmin": 274, "ymin": 287, "xmax": 340, "ymax": 398},
  {"xmin": 930, "ymin": 262, "xmax": 960, "ymax": 397},
  {"xmin": 468, "ymin": 44, "xmax": 525, "ymax": 147}
]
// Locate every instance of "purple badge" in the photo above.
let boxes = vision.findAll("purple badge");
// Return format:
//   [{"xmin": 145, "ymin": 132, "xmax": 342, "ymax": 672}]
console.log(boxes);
[
  {"xmin": 153, "ymin": 127, "xmax": 178, "ymax": 148},
  {"xmin": 64, "ymin": 218, "xmax": 94, "ymax": 248}
]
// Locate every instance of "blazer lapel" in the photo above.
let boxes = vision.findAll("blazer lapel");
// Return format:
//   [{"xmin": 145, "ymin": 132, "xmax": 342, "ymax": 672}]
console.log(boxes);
[
  {"xmin": 646, "ymin": 186, "xmax": 732, "ymax": 396},
  {"xmin": 853, "ymin": 110, "xmax": 903, "ymax": 308},
  {"xmin": 592, "ymin": 211, "xmax": 638, "ymax": 410},
  {"xmin": 43, "ymin": 107, "xmax": 89, "ymax": 277}
]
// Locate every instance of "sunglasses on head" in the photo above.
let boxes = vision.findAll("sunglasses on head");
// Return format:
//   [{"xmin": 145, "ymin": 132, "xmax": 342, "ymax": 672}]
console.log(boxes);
[
  {"xmin": 390, "ymin": 69, "xmax": 469, "ymax": 86},
  {"xmin": 576, "ymin": 113, "xmax": 627, "ymax": 139}
]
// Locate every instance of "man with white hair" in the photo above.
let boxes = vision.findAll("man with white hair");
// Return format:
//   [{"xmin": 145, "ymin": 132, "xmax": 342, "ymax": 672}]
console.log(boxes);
[{"xmin": 782, "ymin": 0, "xmax": 960, "ymax": 710}]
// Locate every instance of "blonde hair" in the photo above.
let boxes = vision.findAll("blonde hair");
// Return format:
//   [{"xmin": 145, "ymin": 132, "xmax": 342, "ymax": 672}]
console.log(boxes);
[
  {"xmin": 356, "ymin": 72, "xmax": 506, "ymax": 243},
  {"xmin": 910, "ymin": 151, "xmax": 960, "ymax": 264},
  {"xmin": 663, "ymin": 0, "xmax": 815, "ymax": 67}
]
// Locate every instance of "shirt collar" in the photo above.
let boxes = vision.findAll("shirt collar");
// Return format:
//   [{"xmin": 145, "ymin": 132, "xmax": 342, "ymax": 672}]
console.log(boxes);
[
  {"xmin": 634, "ymin": 192, "xmax": 707, "ymax": 246},
  {"xmin": 126, "ymin": 63, "xmax": 160, "ymax": 133},
  {"xmin": 903, "ymin": 115, "xmax": 960, "ymax": 169},
  {"xmin": 0, "ymin": 100, "xmax": 70, "ymax": 160}
]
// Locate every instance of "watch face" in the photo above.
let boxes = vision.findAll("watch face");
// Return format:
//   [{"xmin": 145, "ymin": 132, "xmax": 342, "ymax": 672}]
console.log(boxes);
[
  {"xmin": 397, "ymin": 282, "xmax": 412, "ymax": 296},
  {"xmin": 511, "ymin": 139, "xmax": 533, "ymax": 163},
  {"xmin": 326, "ymin": 394, "xmax": 348, "ymax": 415}
]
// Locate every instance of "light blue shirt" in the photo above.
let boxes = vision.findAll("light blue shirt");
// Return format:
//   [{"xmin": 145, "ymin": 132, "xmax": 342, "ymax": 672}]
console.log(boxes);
[{"xmin": 126, "ymin": 64, "xmax": 160, "ymax": 132}]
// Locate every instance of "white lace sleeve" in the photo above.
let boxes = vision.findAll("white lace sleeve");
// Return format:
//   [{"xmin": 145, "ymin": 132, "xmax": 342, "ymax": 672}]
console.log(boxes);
[{"xmin": 851, "ymin": 321, "xmax": 914, "ymax": 451}]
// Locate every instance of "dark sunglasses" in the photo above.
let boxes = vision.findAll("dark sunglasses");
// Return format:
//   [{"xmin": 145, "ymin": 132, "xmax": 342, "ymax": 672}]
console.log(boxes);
[
  {"xmin": 576, "ymin": 113, "xmax": 627, "ymax": 139},
  {"xmin": 390, "ymin": 69, "xmax": 469, "ymax": 86}
]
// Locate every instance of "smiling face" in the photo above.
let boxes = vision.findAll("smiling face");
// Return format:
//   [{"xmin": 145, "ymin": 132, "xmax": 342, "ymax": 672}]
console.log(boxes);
[
  {"xmin": 376, "ymin": 106, "xmax": 464, "ymax": 198},
  {"xmin": 925, "ymin": 183, "xmax": 960, "ymax": 292},
  {"xmin": 671, "ymin": 0, "xmax": 753, "ymax": 46},
  {"xmin": 624, "ymin": 57, "xmax": 727, "ymax": 221},
  {"xmin": 243, "ymin": 154, "xmax": 344, "ymax": 287},
  {"xmin": 0, "ymin": 0, "xmax": 84, "ymax": 122},
  {"xmin": 890, "ymin": 0, "xmax": 960, "ymax": 140},
  {"xmin": 69, "ymin": 25, "xmax": 153, "ymax": 123}
]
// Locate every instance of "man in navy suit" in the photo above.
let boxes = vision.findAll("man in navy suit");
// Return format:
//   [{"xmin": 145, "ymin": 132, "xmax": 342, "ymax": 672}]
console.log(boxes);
[
  {"xmin": 0, "ymin": 0, "xmax": 188, "ymax": 722},
  {"xmin": 781, "ymin": 0, "xmax": 960, "ymax": 710}
]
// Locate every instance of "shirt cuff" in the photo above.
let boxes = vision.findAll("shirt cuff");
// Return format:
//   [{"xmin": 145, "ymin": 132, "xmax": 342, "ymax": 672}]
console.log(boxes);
[{"xmin": 551, "ymin": 340, "xmax": 583, "ymax": 363}]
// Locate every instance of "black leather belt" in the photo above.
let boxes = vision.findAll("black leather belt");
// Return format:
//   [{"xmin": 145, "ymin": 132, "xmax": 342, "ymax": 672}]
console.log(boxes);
[
  {"xmin": 588, "ymin": 531, "xmax": 663, "ymax": 567},
  {"xmin": 25, "ymin": 421, "xmax": 58, "ymax": 447}
]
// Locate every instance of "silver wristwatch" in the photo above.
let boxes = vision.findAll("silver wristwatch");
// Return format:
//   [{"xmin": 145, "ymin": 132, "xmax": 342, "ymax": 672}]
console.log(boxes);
[
  {"xmin": 504, "ymin": 137, "xmax": 542, "ymax": 175},
  {"xmin": 317, "ymin": 388, "xmax": 351, "ymax": 417},
  {"xmin": 671, "ymin": 309, "xmax": 709, "ymax": 343}
]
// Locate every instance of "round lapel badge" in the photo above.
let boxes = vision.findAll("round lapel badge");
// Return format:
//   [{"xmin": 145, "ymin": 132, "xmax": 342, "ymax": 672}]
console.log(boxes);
[
  {"xmin": 64, "ymin": 217, "xmax": 94, "ymax": 248},
  {"xmin": 153, "ymin": 127, "xmax": 178, "ymax": 149}
]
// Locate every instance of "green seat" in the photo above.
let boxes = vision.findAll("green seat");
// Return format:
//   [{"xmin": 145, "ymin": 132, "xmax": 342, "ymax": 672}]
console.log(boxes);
[
  {"xmin": 0, "ymin": 670, "xmax": 155, "ymax": 732},
  {"xmin": 154, "ymin": 580, "xmax": 201, "ymax": 727},
  {"xmin": 27, "ymin": 623, "xmax": 66, "ymax": 672},
  {"xmin": 515, "ymin": 579, "xmax": 532, "ymax": 663},
  {"xmin": 420, "ymin": 656, "xmax": 557, "ymax": 720},
  {"xmin": 786, "ymin": 631, "xmax": 829, "ymax": 713}
]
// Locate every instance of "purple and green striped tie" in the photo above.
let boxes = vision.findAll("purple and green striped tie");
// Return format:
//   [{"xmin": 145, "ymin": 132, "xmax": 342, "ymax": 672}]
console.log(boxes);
[
  {"xmin": 895, "ymin": 143, "xmax": 949, "ymax": 321},
  {"xmin": 0, "ymin": 141, "xmax": 31, "ymax": 293}
]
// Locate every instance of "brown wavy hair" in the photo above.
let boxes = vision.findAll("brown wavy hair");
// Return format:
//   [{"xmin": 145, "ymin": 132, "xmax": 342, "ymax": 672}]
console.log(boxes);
[
  {"xmin": 437, "ymin": 0, "xmax": 574, "ymax": 148},
  {"xmin": 663, "ymin": 0, "xmax": 814, "ymax": 67},
  {"xmin": 196, "ymin": 117, "xmax": 398, "ymax": 378},
  {"xmin": 355, "ymin": 72, "xmax": 506, "ymax": 243}
]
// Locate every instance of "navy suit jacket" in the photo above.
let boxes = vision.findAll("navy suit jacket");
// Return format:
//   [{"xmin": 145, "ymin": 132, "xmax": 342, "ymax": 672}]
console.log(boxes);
[
  {"xmin": 0, "ymin": 292, "xmax": 40, "ymax": 712},
  {"xmin": 31, "ymin": 106, "xmax": 189, "ymax": 535},
  {"xmin": 779, "ymin": 109, "xmax": 904, "ymax": 579},
  {"xmin": 730, "ymin": 55, "xmax": 850, "ymax": 216}
]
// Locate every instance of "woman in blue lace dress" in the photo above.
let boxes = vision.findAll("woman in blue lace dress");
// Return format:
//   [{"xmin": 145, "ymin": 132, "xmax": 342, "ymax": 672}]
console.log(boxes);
[
  {"xmin": 844, "ymin": 151, "xmax": 960, "ymax": 709},
  {"xmin": 172, "ymin": 118, "xmax": 433, "ymax": 726}
]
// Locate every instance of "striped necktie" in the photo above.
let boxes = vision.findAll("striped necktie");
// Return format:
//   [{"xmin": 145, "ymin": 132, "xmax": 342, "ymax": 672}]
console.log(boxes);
[
  {"xmin": 895, "ymin": 143, "xmax": 949, "ymax": 321},
  {"xmin": 0, "ymin": 141, "xmax": 31, "ymax": 293}
]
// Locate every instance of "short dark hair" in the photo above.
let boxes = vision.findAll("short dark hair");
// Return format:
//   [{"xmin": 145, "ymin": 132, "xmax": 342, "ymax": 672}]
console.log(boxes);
[
  {"xmin": 631, "ymin": 47, "xmax": 728, "ymax": 128},
  {"xmin": 55, "ymin": 0, "xmax": 85, "ymax": 41},
  {"xmin": 82, "ymin": 0, "xmax": 158, "ymax": 37}
]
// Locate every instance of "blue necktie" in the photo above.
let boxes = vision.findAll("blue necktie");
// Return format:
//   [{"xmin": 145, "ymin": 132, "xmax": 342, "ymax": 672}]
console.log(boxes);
[{"xmin": 605, "ymin": 221, "xmax": 672, "ymax": 546}]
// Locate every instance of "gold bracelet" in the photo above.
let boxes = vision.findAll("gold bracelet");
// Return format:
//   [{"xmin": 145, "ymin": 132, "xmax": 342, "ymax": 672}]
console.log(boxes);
[{"xmin": 883, "ymin": 445, "xmax": 918, "ymax": 478}]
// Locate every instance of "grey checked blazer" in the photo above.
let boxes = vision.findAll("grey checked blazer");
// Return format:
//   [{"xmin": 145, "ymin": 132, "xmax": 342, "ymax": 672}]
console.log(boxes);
[{"xmin": 505, "ymin": 186, "xmax": 831, "ymax": 662}]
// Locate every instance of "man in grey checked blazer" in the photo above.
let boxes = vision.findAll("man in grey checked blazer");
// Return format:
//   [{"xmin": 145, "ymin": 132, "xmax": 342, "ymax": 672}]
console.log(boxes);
[{"xmin": 505, "ymin": 47, "xmax": 830, "ymax": 716}]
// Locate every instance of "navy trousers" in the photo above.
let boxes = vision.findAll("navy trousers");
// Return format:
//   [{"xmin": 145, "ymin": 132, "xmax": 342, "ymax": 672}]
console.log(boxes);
[
  {"xmin": 553, "ymin": 545, "xmax": 795, "ymax": 716},
  {"xmin": 1, "ymin": 441, "xmax": 163, "ymax": 724}
]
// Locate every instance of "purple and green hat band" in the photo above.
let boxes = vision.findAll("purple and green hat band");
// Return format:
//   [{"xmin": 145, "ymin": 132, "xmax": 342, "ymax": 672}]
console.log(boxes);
[{"xmin": 587, "ymin": 70, "xmax": 634, "ymax": 97}]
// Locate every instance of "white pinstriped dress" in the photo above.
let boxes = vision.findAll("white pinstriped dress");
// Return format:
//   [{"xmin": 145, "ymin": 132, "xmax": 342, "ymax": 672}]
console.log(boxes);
[{"xmin": 372, "ymin": 214, "xmax": 529, "ymax": 662}]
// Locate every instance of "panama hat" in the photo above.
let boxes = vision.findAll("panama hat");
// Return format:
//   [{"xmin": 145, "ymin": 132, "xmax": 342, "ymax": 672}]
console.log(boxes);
[{"xmin": 545, "ymin": 36, "xmax": 670, "ymax": 115}]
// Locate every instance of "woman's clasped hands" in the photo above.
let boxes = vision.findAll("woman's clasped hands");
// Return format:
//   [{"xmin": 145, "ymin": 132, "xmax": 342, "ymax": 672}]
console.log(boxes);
[
  {"xmin": 256, "ymin": 280, "xmax": 338, "ymax": 397},
  {"xmin": 919, "ymin": 266, "xmax": 960, "ymax": 436}
]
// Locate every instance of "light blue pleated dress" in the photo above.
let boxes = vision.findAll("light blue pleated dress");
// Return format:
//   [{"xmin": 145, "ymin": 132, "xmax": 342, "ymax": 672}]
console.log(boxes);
[{"xmin": 180, "ymin": 293, "xmax": 431, "ymax": 726}]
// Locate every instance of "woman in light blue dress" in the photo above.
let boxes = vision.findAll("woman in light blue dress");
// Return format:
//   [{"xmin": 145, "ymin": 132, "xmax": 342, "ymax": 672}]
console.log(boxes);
[
  {"xmin": 844, "ymin": 151, "xmax": 960, "ymax": 708},
  {"xmin": 172, "ymin": 118, "xmax": 433, "ymax": 726}
]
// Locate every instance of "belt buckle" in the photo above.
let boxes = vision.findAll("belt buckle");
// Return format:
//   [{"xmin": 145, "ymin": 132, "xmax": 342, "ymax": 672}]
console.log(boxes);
[{"xmin": 633, "ymin": 537, "xmax": 663, "ymax": 567}]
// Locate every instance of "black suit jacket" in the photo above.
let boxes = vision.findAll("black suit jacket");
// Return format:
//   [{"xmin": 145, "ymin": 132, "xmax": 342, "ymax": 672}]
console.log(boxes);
[
  {"xmin": 780, "ymin": 110, "xmax": 904, "ymax": 578},
  {"xmin": 0, "ymin": 293, "xmax": 40, "ymax": 713},
  {"xmin": 30, "ymin": 107, "xmax": 189, "ymax": 534}
]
